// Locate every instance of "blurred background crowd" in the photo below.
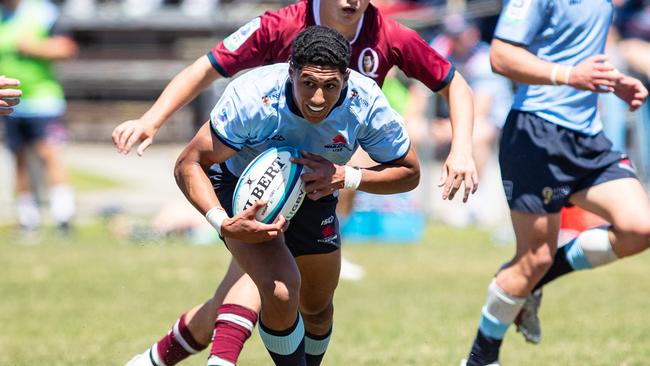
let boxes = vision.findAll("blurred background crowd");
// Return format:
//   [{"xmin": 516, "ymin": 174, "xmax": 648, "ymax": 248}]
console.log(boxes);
[{"xmin": 1, "ymin": 0, "xmax": 649, "ymax": 245}]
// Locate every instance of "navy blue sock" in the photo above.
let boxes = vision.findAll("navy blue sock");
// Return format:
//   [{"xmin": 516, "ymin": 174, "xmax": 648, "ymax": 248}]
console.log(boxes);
[
  {"xmin": 259, "ymin": 314, "xmax": 306, "ymax": 366},
  {"xmin": 305, "ymin": 327, "xmax": 332, "ymax": 366},
  {"xmin": 533, "ymin": 244, "xmax": 575, "ymax": 291},
  {"xmin": 466, "ymin": 329, "xmax": 502, "ymax": 366}
]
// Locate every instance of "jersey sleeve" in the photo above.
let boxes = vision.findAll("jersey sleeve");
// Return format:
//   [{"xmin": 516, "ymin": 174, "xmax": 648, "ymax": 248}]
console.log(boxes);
[
  {"xmin": 389, "ymin": 22, "xmax": 455, "ymax": 92},
  {"xmin": 209, "ymin": 85, "xmax": 252, "ymax": 151},
  {"xmin": 357, "ymin": 85, "xmax": 411, "ymax": 163},
  {"xmin": 494, "ymin": 0, "xmax": 553, "ymax": 46},
  {"xmin": 207, "ymin": 8, "xmax": 294, "ymax": 77}
]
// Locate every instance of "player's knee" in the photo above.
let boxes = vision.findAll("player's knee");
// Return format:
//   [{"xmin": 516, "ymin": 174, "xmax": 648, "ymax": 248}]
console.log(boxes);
[
  {"xmin": 528, "ymin": 246, "xmax": 555, "ymax": 272},
  {"xmin": 257, "ymin": 276, "xmax": 301, "ymax": 306},
  {"xmin": 619, "ymin": 220, "xmax": 650, "ymax": 251},
  {"xmin": 301, "ymin": 302, "xmax": 333, "ymax": 332}
]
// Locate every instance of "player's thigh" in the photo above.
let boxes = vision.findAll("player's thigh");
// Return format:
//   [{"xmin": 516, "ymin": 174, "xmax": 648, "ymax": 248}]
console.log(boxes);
[
  {"xmin": 213, "ymin": 258, "xmax": 261, "ymax": 310},
  {"xmin": 226, "ymin": 237, "xmax": 300, "ymax": 296},
  {"xmin": 570, "ymin": 177, "xmax": 650, "ymax": 230},
  {"xmin": 296, "ymin": 249, "xmax": 341, "ymax": 313}
]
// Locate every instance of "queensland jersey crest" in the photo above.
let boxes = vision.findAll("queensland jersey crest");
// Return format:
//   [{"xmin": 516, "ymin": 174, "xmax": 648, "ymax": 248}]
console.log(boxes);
[{"xmin": 358, "ymin": 48, "xmax": 379, "ymax": 78}]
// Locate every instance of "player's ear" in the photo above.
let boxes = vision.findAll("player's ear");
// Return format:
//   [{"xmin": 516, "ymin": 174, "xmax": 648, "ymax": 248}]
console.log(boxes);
[{"xmin": 343, "ymin": 69, "xmax": 350, "ymax": 87}]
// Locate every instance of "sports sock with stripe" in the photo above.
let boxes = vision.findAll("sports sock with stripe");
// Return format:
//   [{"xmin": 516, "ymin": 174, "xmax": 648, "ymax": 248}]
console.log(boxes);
[
  {"xmin": 305, "ymin": 327, "xmax": 332, "ymax": 366},
  {"xmin": 153, "ymin": 313, "xmax": 207, "ymax": 365},
  {"xmin": 208, "ymin": 303, "xmax": 258, "ymax": 366},
  {"xmin": 259, "ymin": 313, "xmax": 306, "ymax": 366},
  {"xmin": 467, "ymin": 279, "xmax": 525, "ymax": 366},
  {"xmin": 535, "ymin": 226, "xmax": 617, "ymax": 290}
]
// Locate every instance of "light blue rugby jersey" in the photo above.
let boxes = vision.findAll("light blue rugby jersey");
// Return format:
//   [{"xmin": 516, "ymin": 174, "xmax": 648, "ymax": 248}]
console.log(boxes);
[
  {"xmin": 494, "ymin": 0, "xmax": 613, "ymax": 135},
  {"xmin": 209, "ymin": 63, "xmax": 411, "ymax": 176}
]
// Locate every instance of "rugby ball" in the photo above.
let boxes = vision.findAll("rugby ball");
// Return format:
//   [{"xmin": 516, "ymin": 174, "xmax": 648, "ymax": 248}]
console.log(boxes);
[{"xmin": 232, "ymin": 147, "xmax": 306, "ymax": 223}]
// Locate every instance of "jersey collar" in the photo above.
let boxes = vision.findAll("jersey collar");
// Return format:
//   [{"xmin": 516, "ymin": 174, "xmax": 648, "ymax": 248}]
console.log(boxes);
[
  {"xmin": 312, "ymin": 0, "xmax": 364, "ymax": 45},
  {"xmin": 285, "ymin": 78, "xmax": 348, "ymax": 121}
]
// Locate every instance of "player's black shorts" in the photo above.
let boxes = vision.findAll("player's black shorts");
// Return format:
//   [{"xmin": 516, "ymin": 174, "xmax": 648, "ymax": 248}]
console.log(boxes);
[
  {"xmin": 499, "ymin": 110, "xmax": 638, "ymax": 214},
  {"xmin": 208, "ymin": 163, "xmax": 341, "ymax": 257}
]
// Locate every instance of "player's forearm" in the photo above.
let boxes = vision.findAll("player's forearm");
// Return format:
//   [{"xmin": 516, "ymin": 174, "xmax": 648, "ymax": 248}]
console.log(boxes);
[
  {"xmin": 174, "ymin": 156, "xmax": 221, "ymax": 215},
  {"xmin": 441, "ymin": 72, "xmax": 474, "ymax": 153},
  {"xmin": 356, "ymin": 147, "xmax": 420, "ymax": 194},
  {"xmin": 141, "ymin": 56, "xmax": 220, "ymax": 130},
  {"xmin": 490, "ymin": 38, "xmax": 560, "ymax": 85}
]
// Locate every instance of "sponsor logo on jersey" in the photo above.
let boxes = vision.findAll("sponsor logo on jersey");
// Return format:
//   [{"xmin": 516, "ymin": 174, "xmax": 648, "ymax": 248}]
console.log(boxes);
[
  {"xmin": 224, "ymin": 17, "xmax": 261, "ymax": 52},
  {"xmin": 324, "ymin": 134, "xmax": 352, "ymax": 152},
  {"xmin": 504, "ymin": 0, "xmax": 532, "ymax": 22},
  {"xmin": 350, "ymin": 88, "xmax": 369, "ymax": 107},
  {"xmin": 357, "ymin": 48, "xmax": 379, "ymax": 78}
]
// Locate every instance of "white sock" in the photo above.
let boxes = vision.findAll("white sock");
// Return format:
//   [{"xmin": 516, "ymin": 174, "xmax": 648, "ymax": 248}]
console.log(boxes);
[
  {"xmin": 49, "ymin": 185, "xmax": 75, "ymax": 225},
  {"xmin": 16, "ymin": 192, "xmax": 41, "ymax": 230},
  {"xmin": 576, "ymin": 226, "xmax": 618, "ymax": 267}
]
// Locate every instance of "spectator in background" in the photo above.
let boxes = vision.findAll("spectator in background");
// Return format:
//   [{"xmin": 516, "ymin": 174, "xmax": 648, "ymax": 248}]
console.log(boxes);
[
  {"xmin": 0, "ymin": 75, "xmax": 22, "ymax": 115},
  {"xmin": 0, "ymin": 0, "xmax": 78, "ymax": 233}
]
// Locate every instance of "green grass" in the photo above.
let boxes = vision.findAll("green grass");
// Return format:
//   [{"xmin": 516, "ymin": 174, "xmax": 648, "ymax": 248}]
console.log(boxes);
[
  {"xmin": 1, "ymin": 223, "xmax": 649, "ymax": 365},
  {"xmin": 69, "ymin": 167, "xmax": 123, "ymax": 192}
]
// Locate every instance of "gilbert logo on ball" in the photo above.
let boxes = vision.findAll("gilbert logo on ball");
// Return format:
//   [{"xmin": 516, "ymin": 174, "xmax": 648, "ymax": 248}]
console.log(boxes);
[{"xmin": 232, "ymin": 147, "xmax": 306, "ymax": 223}]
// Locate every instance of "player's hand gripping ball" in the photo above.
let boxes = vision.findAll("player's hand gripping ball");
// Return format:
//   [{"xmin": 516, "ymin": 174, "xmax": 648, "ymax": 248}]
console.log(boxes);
[{"xmin": 232, "ymin": 147, "xmax": 306, "ymax": 223}]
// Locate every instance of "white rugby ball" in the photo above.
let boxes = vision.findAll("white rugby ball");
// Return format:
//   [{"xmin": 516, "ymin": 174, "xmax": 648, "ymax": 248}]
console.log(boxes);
[{"xmin": 232, "ymin": 147, "xmax": 306, "ymax": 223}]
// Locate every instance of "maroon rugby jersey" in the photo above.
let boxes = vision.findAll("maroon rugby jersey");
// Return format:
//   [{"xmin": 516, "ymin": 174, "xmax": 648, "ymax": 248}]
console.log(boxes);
[{"xmin": 208, "ymin": 0, "xmax": 454, "ymax": 91}]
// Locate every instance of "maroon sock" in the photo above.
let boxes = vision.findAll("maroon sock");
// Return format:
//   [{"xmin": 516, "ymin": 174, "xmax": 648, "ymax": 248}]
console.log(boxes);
[
  {"xmin": 208, "ymin": 304, "xmax": 259, "ymax": 365},
  {"xmin": 155, "ymin": 313, "xmax": 207, "ymax": 365}
]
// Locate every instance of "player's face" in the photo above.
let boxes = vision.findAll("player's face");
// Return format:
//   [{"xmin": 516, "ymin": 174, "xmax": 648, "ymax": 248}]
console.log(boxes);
[
  {"xmin": 321, "ymin": 0, "xmax": 370, "ymax": 27},
  {"xmin": 290, "ymin": 65, "xmax": 348, "ymax": 124}
]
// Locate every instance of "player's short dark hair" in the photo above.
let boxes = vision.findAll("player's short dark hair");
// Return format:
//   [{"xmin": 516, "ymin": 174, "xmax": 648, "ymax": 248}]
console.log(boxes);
[{"xmin": 291, "ymin": 25, "xmax": 351, "ymax": 74}]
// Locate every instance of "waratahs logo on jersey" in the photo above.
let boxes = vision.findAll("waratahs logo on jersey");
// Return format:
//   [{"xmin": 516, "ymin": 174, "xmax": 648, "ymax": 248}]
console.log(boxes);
[
  {"xmin": 211, "ymin": 99, "xmax": 236, "ymax": 130},
  {"xmin": 224, "ymin": 17, "xmax": 261, "ymax": 51},
  {"xmin": 324, "ymin": 134, "xmax": 352, "ymax": 152}
]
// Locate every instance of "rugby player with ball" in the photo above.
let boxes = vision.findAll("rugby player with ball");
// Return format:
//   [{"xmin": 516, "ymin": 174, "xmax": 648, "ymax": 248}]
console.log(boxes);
[{"xmin": 161, "ymin": 26, "xmax": 418, "ymax": 366}]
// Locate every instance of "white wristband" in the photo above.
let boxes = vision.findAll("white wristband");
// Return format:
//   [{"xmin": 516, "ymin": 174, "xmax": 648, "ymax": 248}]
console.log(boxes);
[
  {"xmin": 563, "ymin": 66, "xmax": 573, "ymax": 85},
  {"xmin": 550, "ymin": 64, "xmax": 560, "ymax": 85},
  {"xmin": 343, "ymin": 166, "xmax": 362, "ymax": 190},
  {"xmin": 205, "ymin": 207, "xmax": 229, "ymax": 235}
]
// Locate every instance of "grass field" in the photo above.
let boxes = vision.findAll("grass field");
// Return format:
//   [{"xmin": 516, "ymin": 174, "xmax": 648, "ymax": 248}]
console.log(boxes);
[{"xmin": 2, "ymin": 223, "xmax": 649, "ymax": 366}]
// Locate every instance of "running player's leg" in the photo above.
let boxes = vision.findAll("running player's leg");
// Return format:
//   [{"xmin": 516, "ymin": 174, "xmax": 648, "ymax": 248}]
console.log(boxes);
[
  {"xmin": 33, "ymin": 126, "xmax": 75, "ymax": 230},
  {"xmin": 465, "ymin": 211, "xmax": 560, "ymax": 366},
  {"xmin": 209, "ymin": 263, "xmax": 261, "ymax": 366},
  {"xmin": 533, "ymin": 176, "xmax": 650, "ymax": 290},
  {"xmin": 127, "ymin": 258, "xmax": 257, "ymax": 366},
  {"xmin": 296, "ymin": 250, "xmax": 341, "ymax": 366},
  {"xmin": 5, "ymin": 117, "xmax": 41, "ymax": 231},
  {"xmin": 227, "ymin": 237, "xmax": 305, "ymax": 366}
]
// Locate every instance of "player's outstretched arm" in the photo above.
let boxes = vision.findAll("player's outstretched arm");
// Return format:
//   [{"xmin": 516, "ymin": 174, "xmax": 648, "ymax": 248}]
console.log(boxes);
[
  {"xmin": 490, "ymin": 39, "xmax": 623, "ymax": 91},
  {"xmin": 437, "ymin": 71, "xmax": 479, "ymax": 203},
  {"xmin": 292, "ymin": 146, "xmax": 420, "ymax": 201},
  {"xmin": 114, "ymin": 56, "xmax": 221, "ymax": 156},
  {"xmin": 174, "ymin": 122, "xmax": 287, "ymax": 243},
  {"xmin": 613, "ymin": 74, "xmax": 648, "ymax": 111},
  {"xmin": 0, "ymin": 76, "xmax": 22, "ymax": 116}
]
